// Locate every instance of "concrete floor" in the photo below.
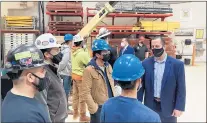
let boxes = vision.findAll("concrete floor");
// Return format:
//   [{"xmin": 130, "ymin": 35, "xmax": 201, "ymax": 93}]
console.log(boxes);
[{"xmin": 66, "ymin": 63, "xmax": 206, "ymax": 122}]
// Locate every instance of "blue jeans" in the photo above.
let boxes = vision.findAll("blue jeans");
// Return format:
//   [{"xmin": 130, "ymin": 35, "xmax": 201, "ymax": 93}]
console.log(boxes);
[{"xmin": 60, "ymin": 75, "xmax": 72, "ymax": 100}]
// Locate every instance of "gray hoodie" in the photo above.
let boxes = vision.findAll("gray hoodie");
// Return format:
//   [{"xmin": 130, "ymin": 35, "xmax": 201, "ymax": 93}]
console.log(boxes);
[
  {"xmin": 58, "ymin": 44, "xmax": 72, "ymax": 76},
  {"xmin": 35, "ymin": 65, "xmax": 68, "ymax": 122}
]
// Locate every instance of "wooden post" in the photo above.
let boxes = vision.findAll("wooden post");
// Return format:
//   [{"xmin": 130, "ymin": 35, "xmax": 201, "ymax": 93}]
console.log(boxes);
[{"xmin": 192, "ymin": 44, "xmax": 196, "ymax": 66}]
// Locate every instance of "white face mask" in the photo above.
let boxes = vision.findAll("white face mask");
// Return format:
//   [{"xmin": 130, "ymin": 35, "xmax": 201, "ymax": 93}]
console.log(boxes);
[
  {"xmin": 121, "ymin": 42, "xmax": 125, "ymax": 47},
  {"xmin": 83, "ymin": 44, "xmax": 86, "ymax": 48}
]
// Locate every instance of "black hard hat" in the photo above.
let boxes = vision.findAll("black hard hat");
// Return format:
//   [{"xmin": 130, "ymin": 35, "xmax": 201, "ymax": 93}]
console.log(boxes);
[{"xmin": 4, "ymin": 44, "xmax": 48, "ymax": 72}]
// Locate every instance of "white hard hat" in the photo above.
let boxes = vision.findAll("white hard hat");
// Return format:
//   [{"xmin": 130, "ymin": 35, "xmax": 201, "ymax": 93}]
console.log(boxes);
[
  {"xmin": 34, "ymin": 33, "xmax": 61, "ymax": 49},
  {"xmin": 96, "ymin": 27, "xmax": 111, "ymax": 39},
  {"xmin": 73, "ymin": 34, "xmax": 84, "ymax": 42}
]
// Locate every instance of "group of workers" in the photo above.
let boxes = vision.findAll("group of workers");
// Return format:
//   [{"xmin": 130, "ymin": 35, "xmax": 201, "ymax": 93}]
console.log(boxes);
[{"xmin": 1, "ymin": 27, "xmax": 186, "ymax": 123}]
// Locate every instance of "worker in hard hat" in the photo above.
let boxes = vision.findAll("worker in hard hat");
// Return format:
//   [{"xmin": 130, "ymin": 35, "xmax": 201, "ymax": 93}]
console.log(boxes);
[
  {"xmin": 100, "ymin": 54, "xmax": 161, "ymax": 122},
  {"xmin": 2, "ymin": 44, "xmax": 50, "ymax": 122},
  {"xmin": 58, "ymin": 34, "xmax": 73, "ymax": 114},
  {"xmin": 81, "ymin": 39, "xmax": 115, "ymax": 123},
  {"xmin": 96, "ymin": 27, "xmax": 117, "ymax": 68},
  {"xmin": 34, "ymin": 33, "xmax": 68, "ymax": 122},
  {"xmin": 71, "ymin": 34, "xmax": 90, "ymax": 122}
]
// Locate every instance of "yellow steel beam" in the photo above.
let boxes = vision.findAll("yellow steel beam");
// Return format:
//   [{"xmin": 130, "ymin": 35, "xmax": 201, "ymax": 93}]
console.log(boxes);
[{"xmin": 78, "ymin": 2, "xmax": 115, "ymax": 38}]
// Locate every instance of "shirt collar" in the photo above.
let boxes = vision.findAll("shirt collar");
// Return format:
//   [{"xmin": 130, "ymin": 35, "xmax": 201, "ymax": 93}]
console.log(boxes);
[
  {"xmin": 154, "ymin": 53, "xmax": 167, "ymax": 63},
  {"xmin": 123, "ymin": 44, "xmax": 128, "ymax": 50}
]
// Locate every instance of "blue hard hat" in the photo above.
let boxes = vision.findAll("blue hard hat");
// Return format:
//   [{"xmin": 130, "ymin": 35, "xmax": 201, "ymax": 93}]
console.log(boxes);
[
  {"xmin": 112, "ymin": 54, "xmax": 145, "ymax": 81},
  {"xmin": 92, "ymin": 39, "xmax": 110, "ymax": 51},
  {"xmin": 64, "ymin": 34, "xmax": 73, "ymax": 42}
]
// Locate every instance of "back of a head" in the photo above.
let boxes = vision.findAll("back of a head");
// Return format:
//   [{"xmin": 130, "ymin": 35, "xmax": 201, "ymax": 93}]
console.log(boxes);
[
  {"xmin": 96, "ymin": 27, "xmax": 111, "ymax": 39},
  {"xmin": 64, "ymin": 34, "xmax": 73, "ymax": 42},
  {"xmin": 112, "ymin": 54, "xmax": 145, "ymax": 90}
]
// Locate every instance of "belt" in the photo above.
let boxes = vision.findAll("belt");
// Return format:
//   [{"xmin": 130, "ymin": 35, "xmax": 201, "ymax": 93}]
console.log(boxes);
[{"xmin": 154, "ymin": 97, "xmax": 161, "ymax": 102}]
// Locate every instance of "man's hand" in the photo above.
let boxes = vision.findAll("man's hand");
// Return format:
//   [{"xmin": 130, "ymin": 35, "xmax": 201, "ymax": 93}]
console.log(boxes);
[{"xmin": 172, "ymin": 109, "xmax": 183, "ymax": 117}]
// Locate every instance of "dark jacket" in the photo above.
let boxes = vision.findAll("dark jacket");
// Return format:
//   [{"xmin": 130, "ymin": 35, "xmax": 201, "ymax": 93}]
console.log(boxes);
[
  {"xmin": 119, "ymin": 45, "xmax": 135, "ymax": 56},
  {"xmin": 138, "ymin": 56, "xmax": 186, "ymax": 117},
  {"xmin": 35, "ymin": 65, "xmax": 67, "ymax": 122},
  {"xmin": 108, "ymin": 46, "xmax": 117, "ymax": 68}
]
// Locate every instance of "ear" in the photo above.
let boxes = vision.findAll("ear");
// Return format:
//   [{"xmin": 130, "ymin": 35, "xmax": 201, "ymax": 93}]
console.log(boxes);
[
  {"xmin": 26, "ymin": 73, "xmax": 35, "ymax": 83},
  {"xmin": 96, "ymin": 53, "xmax": 102, "ymax": 58},
  {"xmin": 44, "ymin": 52, "xmax": 51, "ymax": 58},
  {"xmin": 136, "ymin": 78, "xmax": 142, "ymax": 86}
]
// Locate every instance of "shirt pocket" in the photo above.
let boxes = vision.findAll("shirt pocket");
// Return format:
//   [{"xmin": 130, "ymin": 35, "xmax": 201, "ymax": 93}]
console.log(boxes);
[{"xmin": 91, "ymin": 73, "xmax": 103, "ymax": 89}]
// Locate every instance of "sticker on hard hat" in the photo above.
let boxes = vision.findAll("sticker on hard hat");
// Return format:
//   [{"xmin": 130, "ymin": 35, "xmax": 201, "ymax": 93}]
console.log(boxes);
[
  {"xmin": 49, "ymin": 38, "xmax": 54, "ymax": 43},
  {"xmin": 11, "ymin": 61, "xmax": 17, "ymax": 65},
  {"xmin": 36, "ymin": 40, "xmax": 41, "ymax": 45},
  {"xmin": 14, "ymin": 51, "xmax": 32, "ymax": 60},
  {"xmin": 5, "ymin": 62, "xmax": 12, "ymax": 69},
  {"xmin": 42, "ymin": 41, "xmax": 49, "ymax": 46},
  {"xmin": 19, "ymin": 58, "xmax": 33, "ymax": 66},
  {"xmin": 31, "ymin": 52, "xmax": 40, "ymax": 61}
]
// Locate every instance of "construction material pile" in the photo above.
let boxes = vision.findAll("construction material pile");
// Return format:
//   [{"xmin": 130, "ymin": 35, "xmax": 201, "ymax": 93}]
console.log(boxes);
[
  {"xmin": 3, "ymin": 16, "xmax": 36, "ymax": 29},
  {"xmin": 96, "ymin": 2, "xmax": 173, "ymax": 14},
  {"xmin": 46, "ymin": 2, "xmax": 84, "ymax": 35}
]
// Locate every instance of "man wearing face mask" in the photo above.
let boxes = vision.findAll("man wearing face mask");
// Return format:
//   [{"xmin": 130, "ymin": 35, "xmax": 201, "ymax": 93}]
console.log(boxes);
[
  {"xmin": 100, "ymin": 54, "xmax": 161, "ymax": 122},
  {"xmin": 96, "ymin": 27, "xmax": 118, "ymax": 68},
  {"xmin": 34, "ymin": 33, "xmax": 68, "ymax": 122},
  {"xmin": 119, "ymin": 38, "xmax": 135, "ymax": 56},
  {"xmin": 71, "ymin": 34, "xmax": 91, "ymax": 122},
  {"xmin": 138, "ymin": 36, "xmax": 186, "ymax": 123},
  {"xmin": 134, "ymin": 35, "xmax": 149, "ymax": 61},
  {"xmin": 81, "ymin": 39, "xmax": 115, "ymax": 123},
  {"xmin": 2, "ymin": 44, "xmax": 50, "ymax": 122}
]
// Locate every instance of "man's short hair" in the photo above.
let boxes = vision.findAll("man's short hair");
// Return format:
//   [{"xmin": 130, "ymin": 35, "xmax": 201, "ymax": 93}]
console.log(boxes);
[
  {"xmin": 122, "ymin": 38, "xmax": 129, "ymax": 43},
  {"xmin": 117, "ymin": 80, "xmax": 136, "ymax": 90},
  {"xmin": 7, "ymin": 71, "xmax": 23, "ymax": 80},
  {"xmin": 152, "ymin": 36, "xmax": 165, "ymax": 46},
  {"xmin": 40, "ymin": 48, "xmax": 51, "ymax": 55},
  {"xmin": 139, "ymin": 35, "xmax": 145, "ymax": 38},
  {"xmin": 74, "ymin": 41, "xmax": 82, "ymax": 47},
  {"xmin": 93, "ymin": 50, "xmax": 102, "ymax": 57}
]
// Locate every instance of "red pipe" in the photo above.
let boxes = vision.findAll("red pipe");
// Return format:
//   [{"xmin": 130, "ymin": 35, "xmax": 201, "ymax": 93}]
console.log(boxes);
[
  {"xmin": 91, "ymin": 31, "xmax": 171, "ymax": 35},
  {"xmin": 88, "ymin": 13, "xmax": 173, "ymax": 18},
  {"xmin": 46, "ymin": 11, "xmax": 83, "ymax": 16},
  {"xmin": 47, "ymin": 30, "xmax": 78, "ymax": 34}
]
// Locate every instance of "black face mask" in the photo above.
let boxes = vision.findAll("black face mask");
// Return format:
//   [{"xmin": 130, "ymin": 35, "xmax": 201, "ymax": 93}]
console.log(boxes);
[
  {"xmin": 102, "ymin": 53, "xmax": 110, "ymax": 62},
  {"xmin": 31, "ymin": 73, "xmax": 47, "ymax": 91},
  {"xmin": 152, "ymin": 47, "xmax": 164, "ymax": 57},
  {"xmin": 52, "ymin": 52, "xmax": 63, "ymax": 64}
]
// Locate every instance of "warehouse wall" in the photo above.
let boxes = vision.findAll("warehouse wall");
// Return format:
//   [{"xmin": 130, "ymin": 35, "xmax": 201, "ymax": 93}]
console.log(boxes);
[
  {"xmin": 1, "ymin": 2, "xmax": 37, "ymax": 16},
  {"xmin": 1, "ymin": 2, "xmax": 206, "ymax": 62},
  {"xmin": 2, "ymin": 2, "xmax": 206, "ymax": 35}
]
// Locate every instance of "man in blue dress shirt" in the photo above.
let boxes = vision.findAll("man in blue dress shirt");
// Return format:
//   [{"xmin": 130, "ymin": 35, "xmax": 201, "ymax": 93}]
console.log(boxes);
[{"xmin": 138, "ymin": 36, "xmax": 186, "ymax": 123}]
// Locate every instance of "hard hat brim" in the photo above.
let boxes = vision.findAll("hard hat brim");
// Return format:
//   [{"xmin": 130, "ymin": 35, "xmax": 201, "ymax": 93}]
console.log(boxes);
[
  {"xmin": 96, "ymin": 32, "xmax": 111, "ymax": 39},
  {"xmin": 73, "ymin": 40, "xmax": 83, "ymax": 43},
  {"xmin": 112, "ymin": 70, "xmax": 145, "ymax": 82},
  {"xmin": 4, "ymin": 60, "xmax": 49, "ymax": 73},
  {"xmin": 38, "ymin": 44, "xmax": 61, "ymax": 49}
]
